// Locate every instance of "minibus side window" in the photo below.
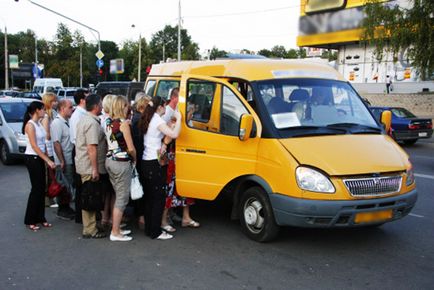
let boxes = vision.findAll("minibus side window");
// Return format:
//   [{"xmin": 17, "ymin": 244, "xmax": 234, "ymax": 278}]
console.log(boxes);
[
  {"xmin": 145, "ymin": 80, "xmax": 156, "ymax": 97},
  {"xmin": 186, "ymin": 80, "xmax": 216, "ymax": 131},
  {"xmin": 156, "ymin": 80, "xmax": 180, "ymax": 99},
  {"xmin": 220, "ymin": 86, "xmax": 249, "ymax": 136}
]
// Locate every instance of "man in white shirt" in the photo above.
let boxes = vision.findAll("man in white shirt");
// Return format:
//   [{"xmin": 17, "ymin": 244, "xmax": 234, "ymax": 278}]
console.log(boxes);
[
  {"xmin": 70, "ymin": 89, "xmax": 90, "ymax": 145},
  {"xmin": 69, "ymin": 88, "xmax": 89, "ymax": 223},
  {"xmin": 51, "ymin": 99, "xmax": 75, "ymax": 220},
  {"xmin": 162, "ymin": 87, "xmax": 179, "ymax": 123}
]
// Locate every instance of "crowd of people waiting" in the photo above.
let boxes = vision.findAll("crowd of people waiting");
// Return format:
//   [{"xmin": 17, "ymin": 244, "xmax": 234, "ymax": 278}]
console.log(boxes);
[{"xmin": 22, "ymin": 87, "xmax": 199, "ymax": 241}]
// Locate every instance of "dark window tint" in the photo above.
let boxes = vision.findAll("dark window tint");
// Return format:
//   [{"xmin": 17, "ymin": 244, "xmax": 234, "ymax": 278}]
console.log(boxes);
[
  {"xmin": 0, "ymin": 103, "xmax": 28, "ymax": 122},
  {"xmin": 145, "ymin": 80, "xmax": 156, "ymax": 96},
  {"xmin": 391, "ymin": 108, "xmax": 416, "ymax": 118}
]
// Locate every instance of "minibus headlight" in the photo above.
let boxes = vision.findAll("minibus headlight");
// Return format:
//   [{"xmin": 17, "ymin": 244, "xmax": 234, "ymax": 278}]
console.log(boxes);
[
  {"xmin": 406, "ymin": 161, "xmax": 415, "ymax": 186},
  {"xmin": 14, "ymin": 131, "xmax": 26, "ymax": 142},
  {"xmin": 296, "ymin": 167, "xmax": 335, "ymax": 193}
]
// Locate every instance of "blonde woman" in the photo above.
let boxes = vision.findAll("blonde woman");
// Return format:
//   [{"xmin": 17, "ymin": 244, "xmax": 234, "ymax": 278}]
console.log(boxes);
[
  {"xmin": 100, "ymin": 94, "xmax": 116, "ymax": 229},
  {"xmin": 104, "ymin": 95, "xmax": 137, "ymax": 242},
  {"xmin": 41, "ymin": 92, "xmax": 58, "ymax": 207}
]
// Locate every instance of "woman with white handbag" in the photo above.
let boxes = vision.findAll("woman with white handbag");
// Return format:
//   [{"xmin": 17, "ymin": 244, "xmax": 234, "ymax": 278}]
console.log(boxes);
[{"xmin": 104, "ymin": 95, "xmax": 137, "ymax": 242}]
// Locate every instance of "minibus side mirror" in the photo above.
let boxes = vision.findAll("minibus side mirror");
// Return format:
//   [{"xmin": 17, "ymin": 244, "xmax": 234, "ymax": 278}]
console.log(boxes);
[
  {"xmin": 239, "ymin": 114, "xmax": 254, "ymax": 141},
  {"xmin": 380, "ymin": 110, "xmax": 392, "ymax": 134}
]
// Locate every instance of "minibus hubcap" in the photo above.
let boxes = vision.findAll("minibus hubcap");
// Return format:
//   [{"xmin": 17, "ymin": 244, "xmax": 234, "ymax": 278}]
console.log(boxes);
[{"xmin": 244, "ymin": 198, "xmax": 264, "ymax": 232}]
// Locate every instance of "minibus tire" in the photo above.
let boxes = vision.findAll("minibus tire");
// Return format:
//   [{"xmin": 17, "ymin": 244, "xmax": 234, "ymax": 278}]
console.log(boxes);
[
  {"xmin": 0, "ymin": 140, "xmax": 13, "ymax": 165},
  {"xmin": 239, "ymin": 187, "xmax": 279, "ymax": 242}
]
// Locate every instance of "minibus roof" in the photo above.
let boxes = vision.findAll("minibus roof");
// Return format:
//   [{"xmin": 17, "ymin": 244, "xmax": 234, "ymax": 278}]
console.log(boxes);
[{"xmin": 149, "ymin": 59, "xmax": 345, "ymax": 82}]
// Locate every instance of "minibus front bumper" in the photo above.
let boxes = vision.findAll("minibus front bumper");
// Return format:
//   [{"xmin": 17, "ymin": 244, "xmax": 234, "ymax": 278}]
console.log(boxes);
[{"xmin": 269, "ymin": 189, "xmax": 417, "ymax": 227}]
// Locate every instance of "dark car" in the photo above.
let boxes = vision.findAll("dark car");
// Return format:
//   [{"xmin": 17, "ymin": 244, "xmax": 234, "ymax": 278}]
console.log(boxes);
[
  {"xmin": 17, "ymin": 91, "xmax": 42, "ymax": 100},
  {"xmin": 370, "ymin": 106, "xmax": 433, "ymax": 145},
  {"xmin": 95, "ymin": 81, "xmax": 144, "ymax": 102},
  {"xmin": 0, "ymin": 90, "xmax": 21, "ymax": 98}
]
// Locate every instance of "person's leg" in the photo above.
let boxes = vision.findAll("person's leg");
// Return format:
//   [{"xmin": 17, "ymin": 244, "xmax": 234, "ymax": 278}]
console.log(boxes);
[
  {"xmin": 141, "ymin": 160, "xmax": 153, "ymax": 236},
  {"xmin": 24, "ymin": 156, "xmax": 46, "ymax": 225},
  {"xmin": 81, "ymin": 210, "xmax": 97, "ymax": 236},
  {"xmin": 108, "ymin": 160, "xmax": 132, "ymax": 237},
  {"xmin": 149, "ymin": 161, "xmax": 165, "ymax": 239}
]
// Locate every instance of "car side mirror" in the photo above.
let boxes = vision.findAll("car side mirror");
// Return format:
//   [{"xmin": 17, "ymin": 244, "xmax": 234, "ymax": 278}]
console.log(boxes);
[
  {"xmin": 239, "ymin": 114, "xmax": 254, "ymax": 141},
  {"xmin": 380, "ymin": 110, "xmax": 392, "ymax": 133}
]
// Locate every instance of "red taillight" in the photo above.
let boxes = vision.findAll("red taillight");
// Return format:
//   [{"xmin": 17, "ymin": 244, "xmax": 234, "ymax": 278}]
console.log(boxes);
[
  {"xmin": 408, "ymin": 123, "xmax": 420, "ymax": 129},
  {"xmin": 428, "ymin": 123, "xmax": 433, "ymax": 129}
]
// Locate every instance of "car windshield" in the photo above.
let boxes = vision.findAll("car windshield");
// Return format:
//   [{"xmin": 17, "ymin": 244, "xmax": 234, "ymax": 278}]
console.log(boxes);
[
  {"xmin": 391, "ymin": 108, "xmax": 416, "ymax": 118},
  {"xmin": 0, "ymin": 102, "xmax": 28, "ymax": 122},
  {"xmin": 254, "ymin": 78, "xmax": 380, "ymax": 137}
]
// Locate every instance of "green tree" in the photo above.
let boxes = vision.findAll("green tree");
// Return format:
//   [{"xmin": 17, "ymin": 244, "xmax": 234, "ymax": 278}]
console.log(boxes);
[
  {"xmin": 209, "ymin": 46, "xmax": 227, "ymax": 60},
  {"xmin": 149, "ymin": 25, "xmax": 200, "ymax": 63},
  {"xmin": 286, "ymin": 49, "xmax": 299, "ymax": 59},
  {"xmin": 270, "ymin": 45, "xmax": 287, "ymax": 58},
  {"xmin": 362, "ymin": 0, "xmax": 434, "ymax": 80},
  {"xmin": 257, "ymin": 49, "xmax": 272, "ymax": 58}
]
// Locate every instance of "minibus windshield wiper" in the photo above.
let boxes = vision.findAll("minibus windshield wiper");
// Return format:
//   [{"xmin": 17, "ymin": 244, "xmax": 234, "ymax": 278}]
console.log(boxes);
[
  {"xmin": 283, "ymin": 125, "xmax": 347, "ymax": 136},
  {"xmin": 326, "ymin": 123, "xmax": 382, "ymax": 134}
]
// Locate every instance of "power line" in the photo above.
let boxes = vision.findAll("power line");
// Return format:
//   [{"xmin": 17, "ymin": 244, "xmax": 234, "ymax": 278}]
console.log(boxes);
[{"xmin": 183, "ymin": 4, "xmax": 300, "ymax": 19}]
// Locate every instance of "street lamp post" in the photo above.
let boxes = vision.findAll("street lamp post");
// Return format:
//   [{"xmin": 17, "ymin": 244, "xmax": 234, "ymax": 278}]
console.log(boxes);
[
  {"xmin": 131, "ymin": 24, "xmax": 142, "ymax": 82},
  {"xmin": 1, "ymin": 17, "xmax": 8, "ymax": 89},
  {"xmin": 4, "ymin": 26, "xmax": 9, "ymax": 89}
]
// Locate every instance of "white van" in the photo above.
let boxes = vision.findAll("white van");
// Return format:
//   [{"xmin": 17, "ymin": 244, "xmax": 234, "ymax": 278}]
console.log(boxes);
[{"xmin": 33, "ymin": 78, "xmax": 63, "ymax": 95}]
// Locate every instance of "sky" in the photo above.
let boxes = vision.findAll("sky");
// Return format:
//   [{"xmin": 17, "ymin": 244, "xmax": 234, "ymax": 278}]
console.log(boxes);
[{"xmin": 0, "ymin": 0, "xmax": 301, "ymax": 54}]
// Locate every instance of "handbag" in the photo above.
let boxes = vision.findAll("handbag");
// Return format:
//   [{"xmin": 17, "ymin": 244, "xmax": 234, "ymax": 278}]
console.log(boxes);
[
  {"xmin": 47, "ymin": 167, "xmax": 64, "ymax": 198},
  {"xmin": 130, "ymin": 166, "xmax": 144, "ymax": 200},
  {"xmin": 81, "ymin": 180, "xmax": 104, "ymax": 211}
]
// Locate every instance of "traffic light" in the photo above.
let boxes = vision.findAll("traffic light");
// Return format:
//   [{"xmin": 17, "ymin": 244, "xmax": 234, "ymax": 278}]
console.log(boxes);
[{"xmin": 98, "ymin": 69, "xmax": 103, "ymax": 76}]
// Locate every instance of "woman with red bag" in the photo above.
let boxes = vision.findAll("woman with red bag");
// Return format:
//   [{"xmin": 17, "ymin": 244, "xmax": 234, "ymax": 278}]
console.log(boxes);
[{"xmin": 23, "ymin": 101, "xmax": 56, "ymax": 231}]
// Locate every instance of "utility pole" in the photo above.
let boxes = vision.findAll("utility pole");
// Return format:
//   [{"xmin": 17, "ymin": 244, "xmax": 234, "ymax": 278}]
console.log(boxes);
[
  {"xmin": 138, "ymin": 33, "xmax": 141, "ymax": 82},
  {"xmin": 80, "ymin": 46, "xmax": 83, "ymax": 87},
  {"xmin": 178, "ymin": 0, "xmax": 181, "ymax": 62},
  {"xmin": 4, "ymin": 26, "xmax": 9, "ymax": 89}
]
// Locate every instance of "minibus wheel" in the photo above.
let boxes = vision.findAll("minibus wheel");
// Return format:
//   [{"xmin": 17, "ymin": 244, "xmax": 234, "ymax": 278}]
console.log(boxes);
[{"xmin": 239, "ymin": 187, "xmax": 279, "ymax": 242}]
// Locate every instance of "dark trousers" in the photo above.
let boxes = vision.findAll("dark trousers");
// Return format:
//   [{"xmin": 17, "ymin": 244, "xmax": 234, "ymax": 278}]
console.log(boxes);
[
  {"xmin": 72, "ymin": 145, "xmax": 82, "ymax": 223},
  {"xmin": 24, "ymin": 155, "xmax": 47, "ymax": 225},
  {"xmin": 141, "ymin": 159, "xmax": 165, "ymax": 239}
]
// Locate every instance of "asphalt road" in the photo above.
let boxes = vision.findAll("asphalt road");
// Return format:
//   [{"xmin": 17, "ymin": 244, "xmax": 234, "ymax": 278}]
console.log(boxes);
[{"xmin": 0, "ymin": 138, "xmax": 433, "ymax": 290}]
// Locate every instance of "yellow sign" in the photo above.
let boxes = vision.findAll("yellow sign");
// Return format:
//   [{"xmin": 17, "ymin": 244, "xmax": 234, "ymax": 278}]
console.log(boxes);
[
  {"xmin": 354, "ymin": 210, "xmax": 393, "ymax": 224},
  {"xmin": 305, "ymin": 0, "xmax": 346, "ymax": 14},
  {"xmin": 95, "ymin": 50, "xmax": 105, "ymax": 60}
]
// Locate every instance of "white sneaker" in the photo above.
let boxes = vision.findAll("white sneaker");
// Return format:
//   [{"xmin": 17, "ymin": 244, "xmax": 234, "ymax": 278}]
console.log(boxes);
[
  {"xmin": 120, "ymin": 229, "xmax": 131, "ymax": 235},
  {"xmin": 156, "ymin": 232, "xmax": 173, "ymax": 240},
  {"xmin": 110, "ymin": 234, "xmax": 133, "ymax": 242}
]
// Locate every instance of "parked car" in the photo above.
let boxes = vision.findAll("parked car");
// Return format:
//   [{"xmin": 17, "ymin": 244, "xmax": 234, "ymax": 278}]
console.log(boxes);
[
  {"xmin": 17, "ymin": 91, "xmax": 42, "ymax": 100},
  {"xmin": 0, "ymin": 90, "xmax": 21, "ymax": 98},
  {"xmin": 57, "ymin": 88, "xmax": 77, "ymax": 105},
  {"xmin": 95, "ymin": 81, "xmax": 144, "ymax": 102},
  {"xmin": 0, "ymin": 98, "xmax": 33, "ymax": 165},
  {"xmin": 370, "ymin": 106, "xmax": 433, "ymax": 145}
]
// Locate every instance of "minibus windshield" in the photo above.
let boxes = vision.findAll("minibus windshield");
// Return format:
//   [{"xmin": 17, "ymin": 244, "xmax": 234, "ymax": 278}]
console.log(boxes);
[{"xmin": 254, "ymin": 78, "xmax": 380, "ymax": 137}]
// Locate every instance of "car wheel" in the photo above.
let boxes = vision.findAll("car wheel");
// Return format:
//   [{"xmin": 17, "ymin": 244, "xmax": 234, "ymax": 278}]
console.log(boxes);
[
  {"xmin": 403, "ymin": 139, "xmax": 418, "ymax": 145},
  {"xmin": 239, "ymin": 187, "xmax": 279, "ymax": 242},
  {"xmin": 0, "ymin": 140, "xmax": 14, "ymax": 165}
]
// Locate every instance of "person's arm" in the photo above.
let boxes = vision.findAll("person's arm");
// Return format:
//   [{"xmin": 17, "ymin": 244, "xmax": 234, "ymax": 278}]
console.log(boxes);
[
  {"xmin": 41, "ymin": 116, "xmax": 51, "ymax": 141},
  {"xmin": 87, "ymin": 144, "xmax": 99, "ymax": 181},
  {"xmin": 25, "ymin": 122, "xmax": 55, "ymax": 169},
  {"xmin": 158, "ymin": 111, "xmax": 182, "ymax": 139},
  {"xmin": 53, "ymin": 142, "xmax": 65, "ymax": 170},
  {"xmin": 120, "ymin": 120, "xmax": 137, "ymax": 164}
]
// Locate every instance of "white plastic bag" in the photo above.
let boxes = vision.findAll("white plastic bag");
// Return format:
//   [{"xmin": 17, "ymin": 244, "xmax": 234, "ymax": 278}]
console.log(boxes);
[{"xmin": 130, "ymin": 166, "xmax": 144, "ymax": 200}]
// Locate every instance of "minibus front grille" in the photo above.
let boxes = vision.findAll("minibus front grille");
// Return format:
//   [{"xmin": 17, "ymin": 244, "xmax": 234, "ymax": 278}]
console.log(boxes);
[{"xmin": 343, "ymin": 176, "xmax": 402, "ymax": 197}]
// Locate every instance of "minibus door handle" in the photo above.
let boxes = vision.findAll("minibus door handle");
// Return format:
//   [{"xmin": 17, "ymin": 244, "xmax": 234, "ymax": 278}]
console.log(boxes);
[{"xmin": 186, "ymin": 148, "xmax": 206, "ymax": 154}]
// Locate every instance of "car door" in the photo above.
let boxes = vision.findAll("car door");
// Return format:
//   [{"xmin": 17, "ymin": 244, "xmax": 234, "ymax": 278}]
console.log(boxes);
[{"xmin": 176, "ymin": 74, "xmax": 262, "ymax": 200}]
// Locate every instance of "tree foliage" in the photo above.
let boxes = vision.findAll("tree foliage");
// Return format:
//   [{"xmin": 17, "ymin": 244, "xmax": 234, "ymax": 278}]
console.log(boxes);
[{"xmin": 362, "ymin": 0, "xmax": 434, "ymax": 80}]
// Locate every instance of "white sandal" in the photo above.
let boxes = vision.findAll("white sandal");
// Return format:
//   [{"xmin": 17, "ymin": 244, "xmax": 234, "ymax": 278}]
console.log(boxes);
[
  {"xmin": 182, "ymin": 220, "xmax": 200, "ymax": 228},
  {"xmin": 161, "ymin": 224, "xmax": 176, "ymax": 232}
]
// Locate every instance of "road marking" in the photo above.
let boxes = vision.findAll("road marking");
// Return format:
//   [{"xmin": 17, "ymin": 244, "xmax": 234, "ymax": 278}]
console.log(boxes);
[
  {"xmin": 414, "ymin": 173, "xmax": 434, "ymax": 180},
  {"xmin": 411, "ymin": 155, "xmax": 434, "ymax": 160},
  {"xmin": 409, "ymin": 213, "xmax": 424, "ymax": 218}
]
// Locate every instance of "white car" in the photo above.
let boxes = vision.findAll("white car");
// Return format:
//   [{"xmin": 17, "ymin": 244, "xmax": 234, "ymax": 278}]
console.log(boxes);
[
  {"xmin": 0, "ymin": 98, "xmax": 33, "ymax": 165},
  {"xmin": 57, "ymin": 88, "xmax": 78, "ymax": 105}
]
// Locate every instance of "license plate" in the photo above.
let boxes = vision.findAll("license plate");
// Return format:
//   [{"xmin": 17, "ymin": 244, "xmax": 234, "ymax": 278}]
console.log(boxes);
[
  {"xmin": 354, "ymin": 210, "xmax": 393, "ymax": 224},
  {"xmin": 419, "ymin": 132, "xmax": 428, "ymax": 137}
]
